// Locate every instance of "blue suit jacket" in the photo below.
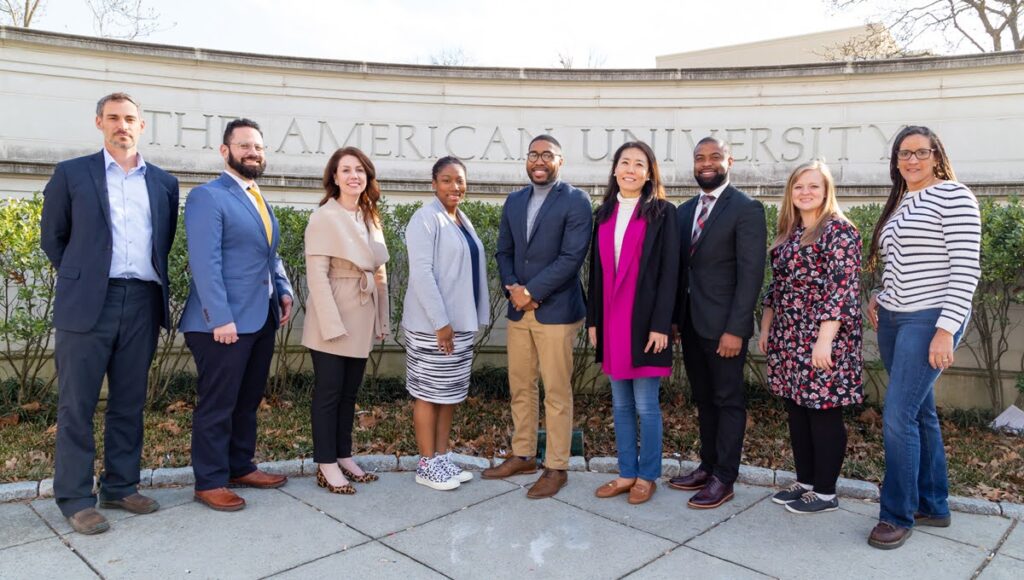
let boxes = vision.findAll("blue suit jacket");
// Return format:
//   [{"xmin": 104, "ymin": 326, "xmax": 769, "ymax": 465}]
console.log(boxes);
[
  {"xmin": 178, "ymin": 173, "xmax": 293, "ymax": 334},
  {"xmin": 495, "ymin": 180, "xmax": 593, "ymax": 324},
  {"xmin": 40, "ymin": 150, "xmax": 179, "ymax": 332}
]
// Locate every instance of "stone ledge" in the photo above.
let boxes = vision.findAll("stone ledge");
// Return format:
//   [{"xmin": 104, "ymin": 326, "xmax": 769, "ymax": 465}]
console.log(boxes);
[
  {"xmin": 151, "ymin": 466, "xmax": 195, "ymax": 487},
  {"xmin": 355, "ymin": 454, "xmax": 399, "ymax": 472},
  {"xmin": 0, "ymin": 481, "xmax": 37, "ymax": 502},
  {"xmin": 588, "ymin": 457, "xmax": 618, "ymax": 473},
  {"xmin": 568, "ymin": 456, "xmax": 587, "ymax": 472},
  {"xmin": 1000, "ymin": 502, "xmax": 1024, "ymax": 520},
  {"xmin": 257, "ymin": 459, "xmax": 303, "ymax": 477},
  {"xmin": 738, "ymin": 465, "xmax": 774, "ymax": 487},
  {"xmin": 398, "ymin": 455, "xmax": 421, "ymax": 472},
  {"xmin": 836, "ymin": 477, "xmax": 880, "ymax": 500},
  {"xmin": 948, "ymin": 495, "xmax": 1002, "ymax": 516}
]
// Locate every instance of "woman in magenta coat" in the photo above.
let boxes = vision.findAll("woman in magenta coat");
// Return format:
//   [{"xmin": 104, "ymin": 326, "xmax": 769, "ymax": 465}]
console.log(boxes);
[{"xmin": 586, "ymin": 141, "xmax": 679, "ymax": 505}]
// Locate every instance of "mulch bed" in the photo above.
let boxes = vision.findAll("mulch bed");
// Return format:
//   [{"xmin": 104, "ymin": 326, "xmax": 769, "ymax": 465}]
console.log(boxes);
[{"xmin": 3, "ymin": 392, "xmax": 1022, "ymax": 503}]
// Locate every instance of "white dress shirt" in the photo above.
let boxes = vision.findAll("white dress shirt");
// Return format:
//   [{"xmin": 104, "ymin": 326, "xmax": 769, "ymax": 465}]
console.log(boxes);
[{"xmin": 104, "ymin": 148, "xmax": 159, "ymax": 283}]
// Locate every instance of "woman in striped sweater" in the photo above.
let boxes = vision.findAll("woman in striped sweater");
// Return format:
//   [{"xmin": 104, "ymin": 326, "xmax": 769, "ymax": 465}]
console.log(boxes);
[{"xmin": 865, "ymin": 126, "xmax": 981, "ymax": 550}]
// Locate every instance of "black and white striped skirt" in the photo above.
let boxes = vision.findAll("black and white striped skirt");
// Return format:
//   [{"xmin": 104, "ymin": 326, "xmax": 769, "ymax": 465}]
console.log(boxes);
[{"xmin": 404, "ymin": 329, "xmax": 476, "ymax": 404}]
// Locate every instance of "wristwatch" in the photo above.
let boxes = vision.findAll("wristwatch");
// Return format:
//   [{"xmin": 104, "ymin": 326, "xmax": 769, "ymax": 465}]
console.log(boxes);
[{"xmin": 522, "ymin": 287, "xmax": 532, "ymax": 299}]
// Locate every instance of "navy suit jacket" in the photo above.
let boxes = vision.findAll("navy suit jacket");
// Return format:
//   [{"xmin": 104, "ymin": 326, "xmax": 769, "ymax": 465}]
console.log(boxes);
[
  {"xmin": 674, "ymin": 184, "xmax": 767, "ymax": 340},
  {"xmin": 40, "ymin": 150, "xmax": 180, "ymax": 332},
  {"xmin": 178, "ymin": 173, "xmax": 293, "ymax": 334},
  {"xmin": 495, "ymin": 180, "xmax": 592, "ymax": 324}
]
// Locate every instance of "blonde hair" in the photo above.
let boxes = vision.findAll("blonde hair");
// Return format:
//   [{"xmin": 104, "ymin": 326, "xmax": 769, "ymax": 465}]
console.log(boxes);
[{"xmin": 772, "ymin": 159, "xmax": 852, "ymax": 250}]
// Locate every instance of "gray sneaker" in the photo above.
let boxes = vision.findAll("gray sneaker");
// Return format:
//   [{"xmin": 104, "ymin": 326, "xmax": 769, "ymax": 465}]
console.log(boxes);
[
  {"xmin": 771, "ymin": 483, "xmax": 810, "ymax": 505},
  {"xmin": 785, "ymin": 491, "xmax": 839, "ymax": 514}
]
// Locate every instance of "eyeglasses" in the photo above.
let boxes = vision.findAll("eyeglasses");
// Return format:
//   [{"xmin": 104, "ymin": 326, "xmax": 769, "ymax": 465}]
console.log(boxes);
[
  {"xmin": 896, "ymin": 148, "xmax": 935, "ymax": 160},
  {"xmin": 231, "ymin": 142, "xmax": 266, "ymax": 153},
  {"xmin": 527, "ymin": 151, "xmax": 560, "ymax": 162}
]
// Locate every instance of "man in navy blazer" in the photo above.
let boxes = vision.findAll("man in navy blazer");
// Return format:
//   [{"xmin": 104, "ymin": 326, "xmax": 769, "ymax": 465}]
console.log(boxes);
[
  {"xmin": 180, "ymin": 118, "xmax": 294, "ymax": 511},
  {"xmin": 40, "ymin": 92, "xmax": 179, "ymax": 534},
  {"xmin": 482, "ymin": 135, "xmax": 592, "ymax": 498},
  {"xmin": 669, "ymin": 137, "xmax": 767, "ymax": 509}
]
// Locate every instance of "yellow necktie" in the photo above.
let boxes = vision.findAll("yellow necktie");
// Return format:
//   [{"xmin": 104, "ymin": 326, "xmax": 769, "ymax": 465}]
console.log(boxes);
[{"xmin": 246, "ymin": 185, "xmax": 273, "ymax": 245}]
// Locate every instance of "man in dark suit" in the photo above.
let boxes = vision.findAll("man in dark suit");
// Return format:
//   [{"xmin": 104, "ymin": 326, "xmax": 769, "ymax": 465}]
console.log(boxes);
[
  {"xmin": 179, "ymin": 118, "xmax": 293, "ymax": 511},
  {"xmin": 670, "ymin": 137, "xmax": 766, "ymax": 509},
  {"xmin": 40, "ymin": 92, "xmax": 179, "ymax": 534},
  {"xmin": 482, "ymin": 135, "xmax": 592, "ymax": 499}
]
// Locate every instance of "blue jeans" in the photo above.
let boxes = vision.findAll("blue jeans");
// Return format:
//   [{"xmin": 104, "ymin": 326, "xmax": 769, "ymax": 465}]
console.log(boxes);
[
  {"xmin": 877, "ymin": 307, "xmax": 967, "ymax": 529},
  {"xmin": 610, "ymin": 377, "xmax": 663, "ymax": 481}
]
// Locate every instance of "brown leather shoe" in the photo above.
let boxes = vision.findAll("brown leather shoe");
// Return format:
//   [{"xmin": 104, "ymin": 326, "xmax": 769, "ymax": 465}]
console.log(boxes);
[
  {"xmin": 687, "ymin": 475, "xmax": 734, "ymax": 509},
  {"xmin": 914, "ymin": 513, "xmax": 951, "ymax": 528},
  {"xmin": 668, "ymin": 468, "xmax": 710, "ymax": 491},
  {"xmin": 527, "ymin": 468, "xmax": 567, "ymax": 499},
  {"xmin": 868, "ymin": 521, "xmax": 913, "ymax": 549},
  {"xmin": 99, "ymin": 492, "xmax": 160, "ymax": 514},
  {"xmin": 628, "ymin": 479, "xmax": 656, "ymax": 505},
  {"xmin": 194, "ymin": 487, "xmax": 246, "ymax": 512},
  {"xmin": 595, "ymin": 478, "xmax": 635, "ymax": 499},
  {"xmin": 482, "ymin": 456, "xmax": 538, "ymax": 479},
  {"xmin": 67, "ymin": 508, "xmax": 110, "ymax": 535},
  {"xmin": 228, "ymin": 469, "xmax": 287, "ymax": 489}
]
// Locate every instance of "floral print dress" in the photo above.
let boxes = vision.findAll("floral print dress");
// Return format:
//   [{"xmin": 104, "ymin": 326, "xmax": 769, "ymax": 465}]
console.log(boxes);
[{"xmin": 763, "ymin": 217, "xmax": 864, "ymax": 409}]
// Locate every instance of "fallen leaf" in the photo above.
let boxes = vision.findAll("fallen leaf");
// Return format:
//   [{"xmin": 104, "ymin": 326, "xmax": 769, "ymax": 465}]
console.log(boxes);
[
  {"xmin": 165, "ymin": 400, "xmax": 190, "ymax": 414},
  {"xmin": 20, "ymin": 402, "xmax": 41, "ymax": 412},
  {"xmin": 45, "ymin": 423, "xmax": 58, "ymax": 435},
  {"xmin": 157, "ymin": 420, "xmax": 181, "ymax": 435},
  {"xmin": 0, "ymin": 414, "xmax": 19, "ymax": 428}
]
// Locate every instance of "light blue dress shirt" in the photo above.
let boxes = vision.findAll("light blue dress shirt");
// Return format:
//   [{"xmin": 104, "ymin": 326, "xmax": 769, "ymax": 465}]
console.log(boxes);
[{"xmin": 104, "ymin": 148, "xmax": 159, "ymax": 283}]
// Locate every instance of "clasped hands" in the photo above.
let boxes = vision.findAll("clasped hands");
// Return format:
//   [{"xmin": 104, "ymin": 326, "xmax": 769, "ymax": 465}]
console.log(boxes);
[
  {"xmin": 505, "ymin": 283, "xmax": 539, "ymax": 312},
  {"xmin": 587, "ymin": 328, "xmax": 669, "ymax": 354}
]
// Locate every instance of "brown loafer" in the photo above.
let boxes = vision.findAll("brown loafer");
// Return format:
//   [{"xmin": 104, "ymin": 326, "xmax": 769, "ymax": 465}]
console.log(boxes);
[
  {"xmin": 194, "ymin": 487, "xmax": 246, "ymax": 512},
  {"xmin": 687, "ymin": 475, "xmax": 734, "ymax": 509},
  {"xmin": 482, "ymin": 456, "xmax": 538, "ymax": 479},
  {"xmin": 668, "ymin": 468, "xmax": 710, "ymax": 491},
  {"xmin": 228, "ymin": 469, "xmax": 287, "ymax": 489},
  {"xmin": 526, "ymin": 468, "xmax": 567, "ymax": 499},
  {"xmin": 868, "ymin": 521, "xmax": 912, "ymax": 550},
  {"xmin": 628, "ymin": 479, "xmax": 656, "ymax": 505},
  {"xmin": 595, "ymin": 478, "xmax": 635, "ymax": 499},
  {"xmin": 67, "ymin": 508, "xmax": 110, "ymax": 535},
  {"xmin": 99, "ymin": 492, "xmax": 160, "ymax": 514}
]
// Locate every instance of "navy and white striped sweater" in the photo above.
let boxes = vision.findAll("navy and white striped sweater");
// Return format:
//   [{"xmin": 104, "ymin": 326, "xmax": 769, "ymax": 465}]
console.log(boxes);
[{"xmin": 876, "ymin": 181, "xmax": 981, "ymax": 334}]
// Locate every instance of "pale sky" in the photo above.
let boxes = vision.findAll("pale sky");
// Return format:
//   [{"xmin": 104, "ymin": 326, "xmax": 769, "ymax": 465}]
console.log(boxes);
[{"xmin": 30, "ymin": 0, "xmax": 877, "ymax": 68}]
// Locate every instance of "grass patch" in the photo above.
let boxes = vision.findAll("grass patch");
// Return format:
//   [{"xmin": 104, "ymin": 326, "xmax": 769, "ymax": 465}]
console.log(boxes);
[{"xmin": 3, "ymin": 376, "xmax": 1023, "ymax": 504}]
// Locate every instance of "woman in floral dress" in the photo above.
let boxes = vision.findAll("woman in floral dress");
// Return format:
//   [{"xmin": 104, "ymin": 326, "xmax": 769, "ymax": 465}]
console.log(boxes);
[{"xmin": 758, "ymin": 159, "xmax": 863, "ymax": 514}]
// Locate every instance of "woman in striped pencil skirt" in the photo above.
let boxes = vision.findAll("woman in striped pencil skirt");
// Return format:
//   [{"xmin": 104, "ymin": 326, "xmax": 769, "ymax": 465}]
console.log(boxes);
[
  {"xmin": 402, "ymin": 156, "xmax": 490, "ymax": 491},
  {"xmin": 865, "ymin": 126, "xmax": 981, "ymax": 550}
]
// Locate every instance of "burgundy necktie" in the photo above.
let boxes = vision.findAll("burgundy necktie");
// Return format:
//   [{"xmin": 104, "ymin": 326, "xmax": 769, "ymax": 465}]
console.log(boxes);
[{"xmin": 690, "ymin": 194, "xmax": 715, "ymax": 255}]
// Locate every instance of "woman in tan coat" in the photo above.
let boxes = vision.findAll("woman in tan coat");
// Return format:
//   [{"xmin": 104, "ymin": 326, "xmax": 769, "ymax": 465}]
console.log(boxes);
[{"xmin": 302, "ymin": 146, "xmax": 390, "ymax": 494}]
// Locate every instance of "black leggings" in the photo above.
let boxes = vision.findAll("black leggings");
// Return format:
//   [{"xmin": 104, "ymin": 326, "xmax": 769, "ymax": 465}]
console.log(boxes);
[
  {"xmin": 786, "ymin": 399, "xmax": 848, "ymax": 495},
  {"xmin": 310, "ymin": 350, "xmax": 368, "ymax": 463}
]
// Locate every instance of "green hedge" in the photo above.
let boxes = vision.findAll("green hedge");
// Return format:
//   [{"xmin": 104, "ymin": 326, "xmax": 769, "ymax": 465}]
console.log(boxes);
[{"xmin": 2, "ymin": 195, "xmax": 1023, "ymax": 414}]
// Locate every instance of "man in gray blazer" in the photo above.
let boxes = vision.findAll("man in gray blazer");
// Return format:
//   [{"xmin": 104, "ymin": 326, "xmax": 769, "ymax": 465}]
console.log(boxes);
[{"xmin": 483, "ymin": 135, "xmax": 593, "ymax": 499}]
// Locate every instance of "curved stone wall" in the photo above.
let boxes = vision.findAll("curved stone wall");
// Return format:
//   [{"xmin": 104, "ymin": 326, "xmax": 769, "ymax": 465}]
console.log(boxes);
[{"xmin": 2, "ymin": 26, "xmax": 1023, "ymax": 205}]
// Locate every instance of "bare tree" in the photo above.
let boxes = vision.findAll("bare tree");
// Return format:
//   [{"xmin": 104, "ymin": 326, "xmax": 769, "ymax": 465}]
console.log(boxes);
[
  {"xmin": 830, "ymin": 0, "xmax": 1023, "ymax": 52},
  {"xmin": 817, "ymin": 22, "xmax": 916, "ymax": 60},
  {"xmin": 2, "ymin": 0, "xmax": 166, "ymax": 40},
  {"xmin": 85, "ymin": 0, "xmax": 163, "ymax": 40},
  {"xmin": 0, "ymin": 0, "xmax": 43, "ymax": 26},
  {"xmin": 429, "ymin": 47, "xmax": 473, "ymax": 66},
  {"xmin": 556, "ymin": 49, "xmax": 607, "ymax": 69}
]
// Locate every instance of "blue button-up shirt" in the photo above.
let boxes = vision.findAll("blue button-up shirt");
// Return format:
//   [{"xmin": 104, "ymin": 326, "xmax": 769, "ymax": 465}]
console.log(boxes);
[{"xmin": 104, "ymin": 148, "xmax": 159, "ymax": 283}]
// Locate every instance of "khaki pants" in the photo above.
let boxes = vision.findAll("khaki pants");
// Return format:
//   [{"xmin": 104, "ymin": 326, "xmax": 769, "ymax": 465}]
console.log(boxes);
[{"xmin": 506, "ymin": 311, "xmax": 581, "ymax": 470}]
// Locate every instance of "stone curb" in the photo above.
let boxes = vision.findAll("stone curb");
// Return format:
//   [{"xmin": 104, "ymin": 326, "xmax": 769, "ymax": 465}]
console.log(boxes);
[{"xmin": 3, "ymin": 455, "xmax": 1023, "ymax": 519}]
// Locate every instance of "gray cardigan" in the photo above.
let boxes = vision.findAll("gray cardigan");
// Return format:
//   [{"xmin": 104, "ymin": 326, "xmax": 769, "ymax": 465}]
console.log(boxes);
[{"xmin": 401, "ymin": 198, "xmax": 489, "ymax": 333}]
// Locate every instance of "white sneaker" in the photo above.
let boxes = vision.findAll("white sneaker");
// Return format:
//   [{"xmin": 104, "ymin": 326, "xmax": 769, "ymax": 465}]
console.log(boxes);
[
  {"xmin": 415, "ymin": 457, "xmax": 460, "ymax": 491},
  {"xmin": 438, "ymin": 453, "xmax": 473, "ymax": 483}
]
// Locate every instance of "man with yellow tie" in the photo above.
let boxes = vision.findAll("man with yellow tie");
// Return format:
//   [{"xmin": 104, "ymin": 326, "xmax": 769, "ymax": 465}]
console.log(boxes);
[{"xmin": 180, "ymin": 118, "xmax": 294, "ymax": 511}]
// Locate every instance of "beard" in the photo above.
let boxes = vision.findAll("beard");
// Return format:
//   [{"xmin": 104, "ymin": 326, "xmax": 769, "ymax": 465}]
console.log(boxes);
[
  {"xmin": 694, "ymin": 170, "xmax": 727, "ymax": 191},
  {"xmin": 228, "ymin": 150, "xmax": 266, "ymax": 180}
]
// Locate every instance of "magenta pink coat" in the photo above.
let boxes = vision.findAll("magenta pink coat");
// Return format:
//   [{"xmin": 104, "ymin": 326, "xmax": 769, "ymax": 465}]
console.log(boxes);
[{"xmin": 598, "ymin": 206, "xmax": 672, "ymax": 381}]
